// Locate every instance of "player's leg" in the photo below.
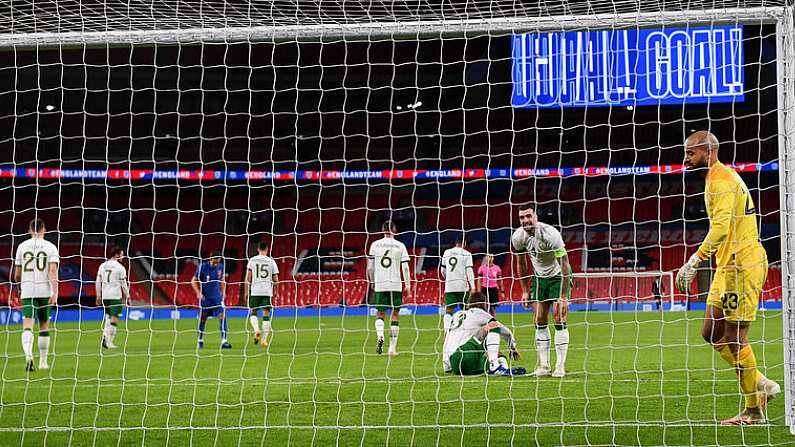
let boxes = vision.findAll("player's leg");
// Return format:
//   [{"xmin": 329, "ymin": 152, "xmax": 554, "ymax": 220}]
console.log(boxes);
[
  {"xmin": 21, "ymin": 298, "xmax": 36, "ymax": 371},
  {"xmin": 484, "ymin": 327, "xmax": 510, "ymax": 374},
  {"xmin": 36, "ymin": 299, "xmax": 51, "ymax": 370},
  {"xmin": 451, "ymin": 338, "xmax": 487, "ymax": 376},
  {"xmin": 249, "ymin": 295, "xmax": 262, "ymax": 344},
  {"xmin": 552, "ymin": 276, "xmax": 570, "ymax": 377},
  {"xmin": 261, "ymin": 305, "xmax": 272, "ymax": 347},
  {"xmin": 487, "ymin": 288, "xmax": 499, "ymax": 317},
  {"xmin": 219, "ymin": 308, "xmax": 231, "ymax": 348},
  {"xmin": 388, "ymin": 293, "xmax": 401, "ymax": 356},
  {"xmin": 443, "ymin": 293, "xmax": 455, "ymax": 331},
  {"xmin": 373, "ymin": 292, "xmax": 387, "ymax": 354},
  {"xmin": 531, "ymin": 276, "xmax": 553, "ymax": 376},
  {"xmin": 197, "ymin": 308, "xmax": 208, "ymax": 349},
  {"xmin": 102, "ymin": 300, "xmax": 121, "ymax": 349}
]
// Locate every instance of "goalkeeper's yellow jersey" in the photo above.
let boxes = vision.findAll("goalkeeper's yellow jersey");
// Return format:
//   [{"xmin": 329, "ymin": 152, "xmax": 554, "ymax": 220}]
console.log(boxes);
[{"xmin": 695, "ymin": 162, "xmax": 764, "ymax": 267}]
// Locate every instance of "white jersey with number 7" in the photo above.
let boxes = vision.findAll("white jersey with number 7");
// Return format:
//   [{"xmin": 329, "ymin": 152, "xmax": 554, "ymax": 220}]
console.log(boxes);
[{"xmin": 368, "ymin": 237, "xmax": 410, "ymax": 293}]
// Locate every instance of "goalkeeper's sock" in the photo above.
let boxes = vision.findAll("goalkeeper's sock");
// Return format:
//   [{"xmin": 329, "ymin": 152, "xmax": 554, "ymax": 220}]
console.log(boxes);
[
  {"xmin": 535, "ymin": 325, "xmax": 551, "ymax": 369},
  {"xmin": 485, "ymin": 329, "xmax": 501, "ymax": 370},
  {"xmin": 21, "ymin": 328, "xmax": 34, "ymax": 359},
  {"xmin": 389, "ymin": 321, "xmax": 399, "ymax": 351},
  {"xmin": 38, "ymin": 331, "xmax": 50, "ymax": 364},
  {"xmin": 249, "ymin": 315, "xmax": 259, "ymax": 333},
  {"xmin": 198, "ymin": 320, "xmax": 206, "ymax": 340},
  {"xmin": 108, "ymin": 322, "xmax": 117, "ymax": 344},
  {"xmin": 262, "ymin": 317, "xmax": 271, "ymax": 339},
  {"xmin": 375, "ymin": 318, "xmax": 385, "ymax": 340},
  {"xmin": 738, "ymin": 345, "xmax": 761, "ymax": 409},
  {"xmin": 554, "ymin": 324, "xmax": 569, "ymax": 369},
  {"xmin": 712, "ymin": 336, "xmax": 737, "ymax": 368},
  {"xmin": 220, "ymin": 319, "xmax": 228, "ymax": 342},
  {"xmin": 443, "ymin": 313, "xmax": 452, "ymax": 332}
]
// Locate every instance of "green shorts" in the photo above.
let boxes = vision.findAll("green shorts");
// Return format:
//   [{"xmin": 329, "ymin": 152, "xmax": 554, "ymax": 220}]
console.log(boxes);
[
  {"xmin": 249, "ymin": 295, "xmax": 272, "ymax": 311},
  {"xmin": 22, "ymin": 297, "xmax": 51, "ymax": 322},
  {"xmin": 444, "ymin": 291, "xmax": 468, "ymax": 308},
  {"xmin": 449, "ymin": 337, "xmax": 488, "ymax": 376},
  {"xmin": 103, "ymin": 299, "xmax": 124, "ymax": 318},
  {"xmin": 530, "ymin": 275, "xmax": 572, "ymax": 302},
  {"xmin": 374, "ymin": 291, "xmax": 402, "ymax": 312}
]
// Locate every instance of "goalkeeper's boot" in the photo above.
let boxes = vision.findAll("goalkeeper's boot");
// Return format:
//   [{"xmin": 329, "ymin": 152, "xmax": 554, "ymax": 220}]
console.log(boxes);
[
  {"xmin": 253, "ymin": 331, "xmax": 261, "ymax": 345},
  {"xmin": 221, "ymin": 341, "xmax": 232, "ymax": 349},
  {"xmin": 488, "ymin": 365, "xmax": 513, "ymax": 376},
  {"xmin": 375, "ymin": 337, "xmax": 384, "ymax": 355},
  {"xmin": 532, "ymin": 365, "xmax": 551, "ymax": 377},
  {"xmin": 757, "ymin": 376, "xmax": 781, "ymax": 413},
  {"xmin": 551, "ymin": 365, "xmax": 566, "ymax": 378},
  {"xmin": 25, "ymin": 357, "xmax": 35, "ymax": 372},
  {"xmin": 721, "ymin": 408, "xmax": 767, "ymax": 425}
]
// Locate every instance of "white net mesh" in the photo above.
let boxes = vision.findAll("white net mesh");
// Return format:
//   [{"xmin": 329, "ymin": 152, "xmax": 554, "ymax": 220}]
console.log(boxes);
[{"xmin": 0, "ymin": 0, "xmax": 794, "ymax": 445}]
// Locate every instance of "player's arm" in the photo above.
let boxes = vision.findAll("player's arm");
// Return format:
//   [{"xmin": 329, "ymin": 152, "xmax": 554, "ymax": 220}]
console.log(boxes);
[
  {"xmin": 466, "ymin": 256, "xmax": 476, "ymax": 294},
  {"xmin": 440, "ymin": 255, "xmax": 447, "ymax": 279},
  {"xmin": 401, "ymin": 246, "xmax": 412, "ymax": 299},
  {"xmin": 220, "ymin": 267, "xmax": 226, "ymax": 302},
  {"xmin": 48, "ymin": 262, "xmax": 59, "ymax": 305},
  {"xmin": 120, "ymin": 270, "xmax": 130, "ymax": 304},
  {"xmin": 366, "ymin": 246, "xmax": 375, "ymax": 284},
  {"xmin": 95, "ymin": 267, "xmax": 103, "ymax": 306},
  {"xmin": 191, "ymin": 267, "xmax": 202, "ymax": 300},
  {"xmin": 480, "ymin": 320, "xmax": 521, "ymax": 360},
  {"xmin": 272, "ymin": 273, "xmax": 279, "ymax": 298},
  {"xmin": 241, "ymin": 269, "xmax": 252, "ymax": 305},
  {"xmin": 555, "ymin": 252, "xmax": 571, "ymax": 323},
  {"xmin": 514, "ymin": 252, "xmax": 529, "ymax": 306}
]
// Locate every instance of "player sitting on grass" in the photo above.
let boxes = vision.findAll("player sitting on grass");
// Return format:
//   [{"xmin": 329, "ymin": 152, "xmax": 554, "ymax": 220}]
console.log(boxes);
[
  {"xmin": 443, "ymin": 291, "xmax": 524, "ymax": 376},
  {"xmin": 96, "ymin": 246, "xmax": 129, "ymax": 349},
  {"xmin": 241, "ymin": 241, "xmax": 279, "ymax": 347}
]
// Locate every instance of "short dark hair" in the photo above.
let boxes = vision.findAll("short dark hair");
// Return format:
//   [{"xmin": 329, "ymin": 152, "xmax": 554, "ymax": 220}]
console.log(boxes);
[
  {"xmin": 518, "ymin": 203, "xmax": 535, "ymax": 212},
  {"xmin": 456, "ymin": 234, "xmax": 466, "ymax": 246},
  {"xmin": 382, "ymin": 220, "xmax": 396, "ymax": 233},
  {"xmin": 29, "ymin": 218, "xmax": 46, "ymax": 232},
  {"xmin": 258, "ymin": 241, "xmax": 270, "ymax": 251},
  {"xmin": 109, "ymin": 246, "xmax": 124, "ymax": 258},
  {"xmin": 208, "ymin": 251, "xmax": 221, "ymax": 260},
  {"xmin": 466, "ymin": 292, "xmax": 488, "ymax": 310}
]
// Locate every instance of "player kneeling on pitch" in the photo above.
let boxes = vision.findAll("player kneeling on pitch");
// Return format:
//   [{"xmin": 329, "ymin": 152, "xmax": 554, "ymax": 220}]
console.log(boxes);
[{"xmin": 443, "ymin": 292, "xmax": 525, "ymax": 376}]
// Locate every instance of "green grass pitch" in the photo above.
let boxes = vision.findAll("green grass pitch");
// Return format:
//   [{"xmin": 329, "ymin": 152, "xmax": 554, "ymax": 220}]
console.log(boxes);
[{"xmin": 0, "ymin": 310, "xmax": 791, "ymax": 446}]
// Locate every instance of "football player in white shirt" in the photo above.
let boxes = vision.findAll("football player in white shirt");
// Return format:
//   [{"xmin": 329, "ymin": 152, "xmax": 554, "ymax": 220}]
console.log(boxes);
[
  {"xmin": 512, "ymin": 204, "xmax": 572, "ymax": 378},
  {"xmin": 440, "ymin": 234, "xmax": 476, "ymax": 332},
  {"xmin": 367, "ymin": 220, "xmax": 411, "ymax": 356},
  {"xmin": 96, "ymin": 246, "xmax": 129, "ymax": 349},
  {"xmin": 14, "ymin": 219, "xmax": 59, "ymax": 372},
  {"xmin": 443, "ymin": 292, "xmax": 524, "ymax": 376},
  {"xmin": 241, "ymin": 241, "xmax": 279, "ymax": 347}
]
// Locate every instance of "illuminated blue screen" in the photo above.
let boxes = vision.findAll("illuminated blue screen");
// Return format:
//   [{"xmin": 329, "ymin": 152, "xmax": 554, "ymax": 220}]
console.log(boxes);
[{"xmin": 511, "ymin": 26, "xmax": 744, "ymax": 108}]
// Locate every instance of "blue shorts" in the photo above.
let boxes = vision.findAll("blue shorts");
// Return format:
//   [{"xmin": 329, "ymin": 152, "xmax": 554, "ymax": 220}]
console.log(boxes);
[{"xmin": 200, "ymin": 305, "xmax": 225, "ymax": 319}]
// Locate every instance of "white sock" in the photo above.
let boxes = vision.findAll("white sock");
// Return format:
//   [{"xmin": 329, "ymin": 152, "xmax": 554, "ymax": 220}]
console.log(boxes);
[
  {"xmin": 443, "ymin": 314, "xmax": 453, "ymax": 332},
  {"xmin": 109, "ymin": 324, "xmax": 117, "ymax": 344},
  {"xmin": 535, "ymin": 325, "xmax": 551, "ymax": 369},
  {"xmin": 249, "ymin": 315, "xmax": 260, "ymax": 333},
  {"xmin": 485, "ymin": 331, "xmax": 500, "ymax": 370},
  {"xmin": 262, "ymin": 320, "xmax": 271, "ymax": 339},
  {"xmin": 22, "ymin": 329, "xmax": 34, "ymax": 359},
  {"xmin": 38, "ymin": 335, "xmax": 50, "ymax": 364},
  {"xmin": 389, "ymin": 323, "xmax": 399, "ymax": 351},
  {"xmin": 375, "ymin": 318, "xmax": 385, "ymax": 339},
  {"xmin": 103, "ymin": 319, "xmax": 112, "ymax": 342},
  {"xmin": 554, "ymin": 327, "xmax": 569, "ymax": 369}
]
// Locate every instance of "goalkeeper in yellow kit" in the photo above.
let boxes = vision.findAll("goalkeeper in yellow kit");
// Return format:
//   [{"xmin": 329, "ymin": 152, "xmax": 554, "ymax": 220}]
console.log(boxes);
[{"xmin": 677, "ymin": 131, "xmax": 780, "ymax": 425}]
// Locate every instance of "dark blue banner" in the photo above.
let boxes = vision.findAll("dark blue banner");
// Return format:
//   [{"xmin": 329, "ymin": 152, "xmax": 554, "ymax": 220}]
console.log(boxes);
[{"xmin": 512, "ymin": 26, "xmax": 745, "ymax": 108}]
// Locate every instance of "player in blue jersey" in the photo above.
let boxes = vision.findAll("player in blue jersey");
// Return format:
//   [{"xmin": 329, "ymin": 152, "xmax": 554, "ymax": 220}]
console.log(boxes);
[{"xmin": 191, "ymin": 252, "xmax": 231, "ymax": 349}]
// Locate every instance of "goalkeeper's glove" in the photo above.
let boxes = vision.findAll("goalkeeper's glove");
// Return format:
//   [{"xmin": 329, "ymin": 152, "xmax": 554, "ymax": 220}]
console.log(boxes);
[{"xmin": 676, "ymin": 252, "xmax": 702, "ymax": 293}]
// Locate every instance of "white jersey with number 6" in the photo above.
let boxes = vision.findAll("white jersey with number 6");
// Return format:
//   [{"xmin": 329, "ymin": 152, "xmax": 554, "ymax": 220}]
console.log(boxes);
[
  {"xmin": 368, "ymin": 237, "xmax": 410, "ymax": 292},
  {"xmin": 442, "ymin": 307, "xmax": 493, "ymax": 371},
  {"xmin": 247, "ymin": 255, "xmax": 279, "ymax": 296},
  {"xmin": 441, "ymin": 246, "xmax": 474, "ymax": 293},
  {"xmin": 15, "ymin": 238, "xmax": 60, "ymax": 298},
  {"xmin": 96, "ymin": 259, "xmax": 128, "ymax": 300}
]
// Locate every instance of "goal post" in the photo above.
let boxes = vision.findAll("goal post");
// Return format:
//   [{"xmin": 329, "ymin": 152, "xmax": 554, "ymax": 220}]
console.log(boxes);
[{"xmin": 2, "ymin": 1, "xmax": 795, "ymax": 443}]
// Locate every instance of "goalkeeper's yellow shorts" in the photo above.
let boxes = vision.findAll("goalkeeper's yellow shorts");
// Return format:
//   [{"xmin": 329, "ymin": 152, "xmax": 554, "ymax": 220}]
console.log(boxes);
[{"xmin": 706, "ymin": 249, "xmax": 768, "ymax": 323}]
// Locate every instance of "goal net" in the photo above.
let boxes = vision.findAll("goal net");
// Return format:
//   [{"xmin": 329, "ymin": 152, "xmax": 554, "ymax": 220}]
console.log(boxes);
[{"xmin": 1, "ymin": 1, "xmax": 794, "ymax": 445}]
